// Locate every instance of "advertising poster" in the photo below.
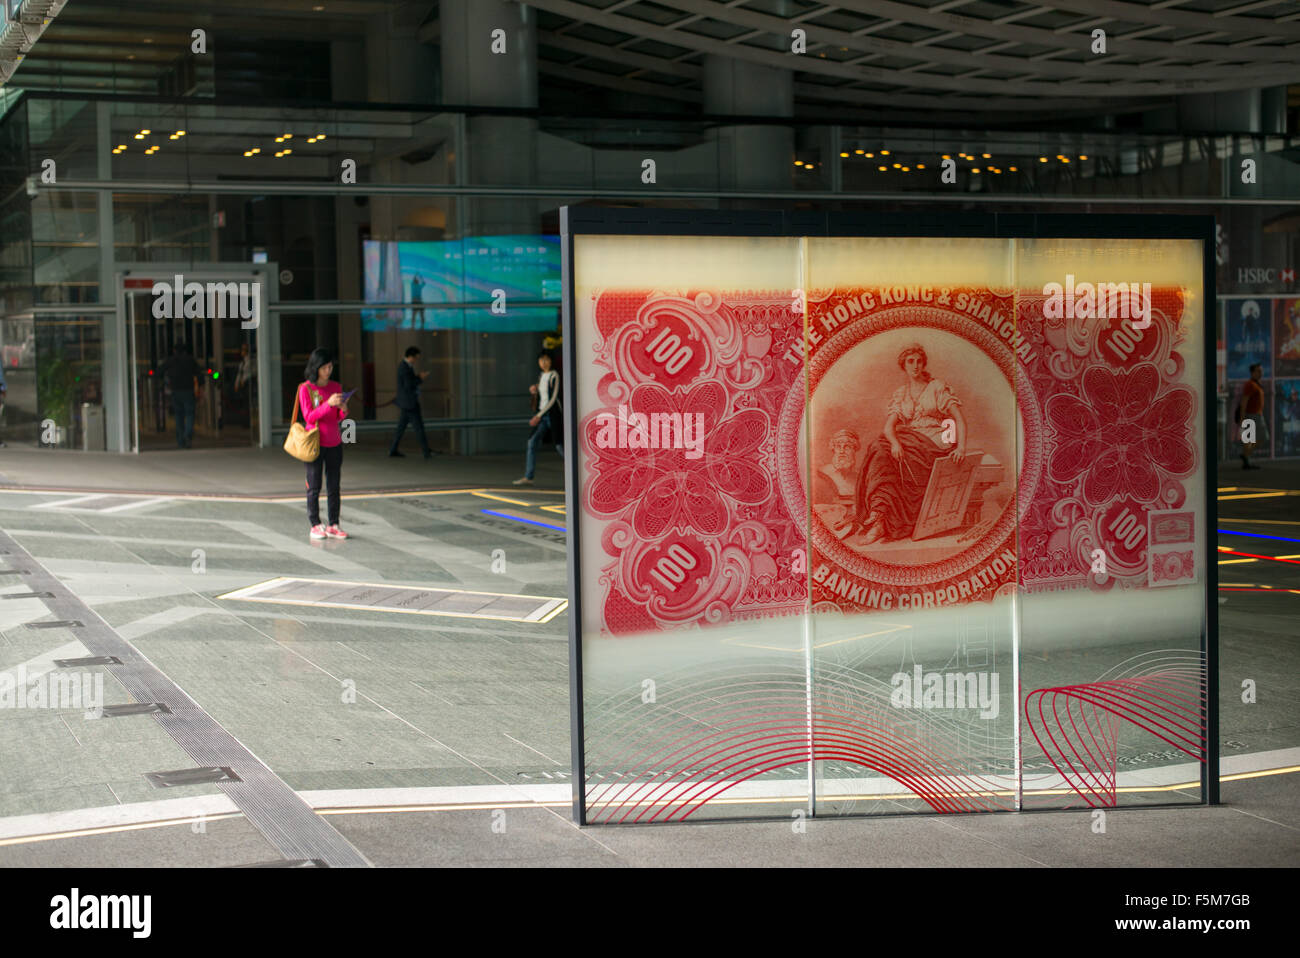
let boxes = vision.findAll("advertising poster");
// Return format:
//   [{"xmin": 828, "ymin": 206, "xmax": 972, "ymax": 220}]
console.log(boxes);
[
  {"xmin": 1274, "ymin": 298, "xmax": 1300, "ymax": 378},
  {"xmin": 1225, "ymin": 298, "xmax": 1271, "ymax": 380},
  {"xmin": 567, "ymin": 217, "xmax": 1211, "ymax": 823},
  {"xmin": 1275, "ymin": 379, "xmax": 1300, "ymax": 458}
]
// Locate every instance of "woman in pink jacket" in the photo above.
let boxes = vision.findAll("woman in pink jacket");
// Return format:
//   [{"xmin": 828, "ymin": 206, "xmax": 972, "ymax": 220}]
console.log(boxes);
[{"xmin": 300, "ymin": 347, "xmax": 349, "ymax": 540}]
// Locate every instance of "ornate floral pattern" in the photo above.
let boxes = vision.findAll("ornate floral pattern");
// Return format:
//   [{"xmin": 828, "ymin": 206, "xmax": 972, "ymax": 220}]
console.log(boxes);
[{"xmin": 1045, "ymin": 363, "xmax": 1195, "ymax": 506}]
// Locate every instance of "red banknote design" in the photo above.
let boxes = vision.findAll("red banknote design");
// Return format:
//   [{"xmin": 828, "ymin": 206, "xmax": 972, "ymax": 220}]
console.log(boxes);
[
  {"xmin": 792, "ymin": 286, "xmax": 1023, "ymax": 614},
  {"xmin": 1017, "ymin": 289, "xmax": 1199, "ymax": 593},
  {"xmin": 580, "ymin": 283, "xmax": 1201, "ymax": 635},
  {"xmin": 579, "ymin": 290, "xmax": 808, "ymax": 635}
]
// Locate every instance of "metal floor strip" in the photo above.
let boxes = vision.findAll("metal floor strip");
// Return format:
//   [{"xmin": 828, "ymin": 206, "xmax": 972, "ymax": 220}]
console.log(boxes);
[{"xmin": 0, "ymin": 531, "xmax": 372, "ymax": 868}]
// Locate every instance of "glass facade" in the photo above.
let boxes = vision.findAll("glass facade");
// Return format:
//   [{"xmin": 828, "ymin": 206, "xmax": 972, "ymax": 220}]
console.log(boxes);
[{"xmin": 0, "ymin": 91, "xmax": 1296, "ymax": 454}]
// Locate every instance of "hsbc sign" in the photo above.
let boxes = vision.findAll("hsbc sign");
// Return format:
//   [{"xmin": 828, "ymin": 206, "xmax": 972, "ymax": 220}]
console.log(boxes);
[{"xmin": 1237, "ymin": 267, "xmax": 1296, "ymax": 284}]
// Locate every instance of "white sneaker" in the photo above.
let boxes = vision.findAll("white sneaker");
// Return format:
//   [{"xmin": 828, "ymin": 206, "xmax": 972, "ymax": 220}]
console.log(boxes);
[
  {"xmin": 512, "ymin": 477, "xmax": 534, "ymax": 485},
  {"xmin": 309, "ymin": 524, "xmax": 327, "ymax": 539}
]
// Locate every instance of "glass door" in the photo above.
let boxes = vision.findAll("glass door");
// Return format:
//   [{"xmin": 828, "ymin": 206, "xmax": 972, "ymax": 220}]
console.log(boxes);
[{"xmin": 124, "ymin": 274, "xmax": 261, "ymax": 452}]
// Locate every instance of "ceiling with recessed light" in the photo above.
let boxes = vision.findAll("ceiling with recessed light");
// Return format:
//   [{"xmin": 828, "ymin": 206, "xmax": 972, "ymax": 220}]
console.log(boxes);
[{"xmin": 2, "ymin": 0, "xmax": 1297, "ymax": 125}]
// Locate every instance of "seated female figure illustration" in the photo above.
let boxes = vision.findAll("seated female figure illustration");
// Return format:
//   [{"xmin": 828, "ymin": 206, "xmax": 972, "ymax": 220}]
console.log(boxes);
[{"xmin": 855, "ymin": 344, "xmax": 966, "ymax": 544}]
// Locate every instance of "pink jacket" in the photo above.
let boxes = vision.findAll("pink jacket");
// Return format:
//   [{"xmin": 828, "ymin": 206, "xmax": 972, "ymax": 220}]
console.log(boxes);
[{"xmin": 299, "ymin": 380, "xmax": 346, "ymax": 447}]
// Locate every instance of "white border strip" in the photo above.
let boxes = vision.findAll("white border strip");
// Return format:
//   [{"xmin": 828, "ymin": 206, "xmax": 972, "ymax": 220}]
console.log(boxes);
[
  {"xmin": 1, "ymin": 748, "xmax": 1296, "ymax": 845},
  {"xmin": 216, "ymin": 576, "xmax": 569, "ymax": 624}
]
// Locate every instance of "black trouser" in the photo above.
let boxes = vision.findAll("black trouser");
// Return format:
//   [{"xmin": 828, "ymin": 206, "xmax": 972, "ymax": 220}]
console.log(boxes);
[
  {"xmin": 389, "ymin": 403, "xmax": 429, "ymax": 455},
  {"xmin": 305, "ymin": 444, "xmax": 343, "ymax": 527}
]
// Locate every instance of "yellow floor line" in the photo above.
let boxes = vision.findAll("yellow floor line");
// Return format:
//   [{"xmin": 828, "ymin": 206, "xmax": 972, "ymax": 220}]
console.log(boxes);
[{"xmin": 471, "ymin": 491, "xmax": 533, "ymax": 506}]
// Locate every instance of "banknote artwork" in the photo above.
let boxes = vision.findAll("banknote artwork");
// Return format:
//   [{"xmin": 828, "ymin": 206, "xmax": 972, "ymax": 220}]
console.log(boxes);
[
  {"xmin": 793, "ymin": 285, "xmax": 1023, "ymax": 615},
  {"xmin": 578, "ymin": 287, "xmax": 808, "ymax": 634},
  {"xmin": 1017, "ymin": 285, "xmax": 1200, "ymax": 594},
  {"xmin": 564, "ymin": 215, "xmax": 1213, "ymax": 824}
]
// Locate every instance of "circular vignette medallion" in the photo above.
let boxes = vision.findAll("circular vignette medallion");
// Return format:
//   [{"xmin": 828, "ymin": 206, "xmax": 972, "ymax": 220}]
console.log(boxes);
[{"xmin": 777, "ymin": 303, "xmax": 1044, "ymax": 589}]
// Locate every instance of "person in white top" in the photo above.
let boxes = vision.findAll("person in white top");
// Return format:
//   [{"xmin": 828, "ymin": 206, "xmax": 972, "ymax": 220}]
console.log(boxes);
[{"xmin": 514, "ymin": 351, "xmax": 564, "ymax": 485}]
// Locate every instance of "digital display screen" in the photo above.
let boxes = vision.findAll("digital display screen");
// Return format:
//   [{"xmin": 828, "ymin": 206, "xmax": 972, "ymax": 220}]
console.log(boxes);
[{"xmin": 362, "ymin": 235, "xmax": 560, "ymax": 332}]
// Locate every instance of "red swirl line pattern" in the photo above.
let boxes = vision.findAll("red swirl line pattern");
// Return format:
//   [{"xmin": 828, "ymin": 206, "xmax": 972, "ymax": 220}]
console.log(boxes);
[
  {"xmin": 585, "ymin": 685, "xmax": 1011, "ymax": 822},
  {"xmin": 1024, "ymin": 664, "xmax": 1206, "ymax": 808}
]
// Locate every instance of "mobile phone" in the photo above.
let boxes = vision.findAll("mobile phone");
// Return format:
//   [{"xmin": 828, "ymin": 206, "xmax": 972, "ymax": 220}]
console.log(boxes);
[{"xmin": 340, "ymin": 388, "xmax": 358, "ymax": 403}]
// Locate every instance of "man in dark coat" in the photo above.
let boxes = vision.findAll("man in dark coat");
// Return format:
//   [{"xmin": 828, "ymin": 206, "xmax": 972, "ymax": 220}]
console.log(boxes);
[{"xmin": 388, "ymin": 346, "xmax": 432, "ymax": 458}]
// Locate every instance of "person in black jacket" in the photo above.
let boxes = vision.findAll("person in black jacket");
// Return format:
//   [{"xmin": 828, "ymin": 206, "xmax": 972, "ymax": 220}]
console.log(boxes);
[
  {"xmin": 160, "ymin": 342, "xmax": 202, "ymax": 449},
  {"xmin": 388, "ymin": 346, "xmax": 432, "ymax": 458}
]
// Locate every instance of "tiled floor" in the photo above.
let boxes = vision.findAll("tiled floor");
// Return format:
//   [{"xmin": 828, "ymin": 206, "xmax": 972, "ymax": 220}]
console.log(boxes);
[{"xmin": 0, "ymin": 444, "xmax": 1295, "ymax": 866}]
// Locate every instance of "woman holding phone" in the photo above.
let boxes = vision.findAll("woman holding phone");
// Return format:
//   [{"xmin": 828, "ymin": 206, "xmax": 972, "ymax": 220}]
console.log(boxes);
[{"xmin": 300, "ymin": 347, "xmax": 350, "ymax": 540}]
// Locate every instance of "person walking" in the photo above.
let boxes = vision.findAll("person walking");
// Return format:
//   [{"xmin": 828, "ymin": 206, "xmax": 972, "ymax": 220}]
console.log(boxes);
[
  {"xmin": 234, "ymin": 342, "xmax": 255, "ymax": 424},
  {"xmin": 513, "ymin": 350, "xmax": 563, "ymax": 486},
  {"xmin": 300, "ymin": 347, "xmax": 350, "ymax": 539},
  {"xmin": 410, "ymin": 274, "xmax": 425, "ymax": 330},
  {"xmin": 1238, "ymin": 362, "xmax": 1268, "ymax": 470},
  {"xmin": 388, "ymin": 345, "xmax": 432, "ymax": 458},
  {"xmin": 161, "ymin": 342, "xmax": 201, "ymax": 448}
]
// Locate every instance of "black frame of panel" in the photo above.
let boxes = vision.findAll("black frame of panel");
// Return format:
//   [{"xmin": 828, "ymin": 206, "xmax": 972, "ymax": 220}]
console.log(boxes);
[{"xmin": 562, "ymin": 207, "xmax": 1218, "ymax": 825}]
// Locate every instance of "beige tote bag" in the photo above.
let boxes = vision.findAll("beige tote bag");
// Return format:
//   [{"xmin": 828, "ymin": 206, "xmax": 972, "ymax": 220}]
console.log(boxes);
[{"xmin": 283, "ymin": 385, "xmax": 320, "ymax": 462}]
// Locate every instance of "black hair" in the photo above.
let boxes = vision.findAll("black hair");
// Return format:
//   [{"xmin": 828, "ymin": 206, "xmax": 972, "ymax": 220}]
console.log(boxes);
[
  {"xmin": 538, "ymin": 350, "xmax": 553, "ymax": 361},
  {"xmin": 1250, "ymin": 363, "xmax": 1263, "ymax": 374},
  {"xmin": 405, "ymin": 346, "xmax": 421, "ymax": 358},
  {"xmin": 304, "ymin": 347, "xmax": 334, "ymax": 383}
]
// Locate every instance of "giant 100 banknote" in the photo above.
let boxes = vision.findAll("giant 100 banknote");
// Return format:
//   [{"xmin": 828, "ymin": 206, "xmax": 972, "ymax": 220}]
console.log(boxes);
[{"xmin": 578, "ymin": 280, "xmax": 1199, "ymax": 636}]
